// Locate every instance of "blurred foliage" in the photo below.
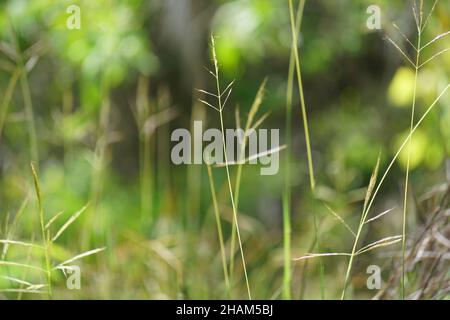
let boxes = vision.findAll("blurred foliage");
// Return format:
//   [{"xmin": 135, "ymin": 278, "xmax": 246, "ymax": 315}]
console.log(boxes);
[{"xmin": 0, "ymin": 0, "xmax": 449, "ymax": 299}]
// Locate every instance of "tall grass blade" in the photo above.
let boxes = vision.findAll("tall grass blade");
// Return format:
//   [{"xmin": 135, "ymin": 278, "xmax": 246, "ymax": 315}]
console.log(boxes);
[
  {"xmin": 288, "ymin": 0, "xmax": 315, "ymax": 191},
  {"xmin": 288, "ymin": 0, "xmax": 326, "ymax": 298},
  {"xmin": 282, "ymin": 0, "xmax": 302, "ymax": 299}
]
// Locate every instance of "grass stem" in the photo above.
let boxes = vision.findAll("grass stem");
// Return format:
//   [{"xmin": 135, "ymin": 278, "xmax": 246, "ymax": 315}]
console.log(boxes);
[
  {"xmin": 283, "ymin": 0, "xmax": 305, "ymax": 300},
  {"xmin": 30, "ymin": 163, "xmax": 52, "ymax": 298},
  {"xmin": 288, "ymin": 0, "xmax": 324, "ymax": 299},
  {"xmin": 211, "ymin": 35, "xmax": 251, "ymax": 299},
  {"xmin": 401, "ymin": 22, "xmax": 422, "ymax": 301}
]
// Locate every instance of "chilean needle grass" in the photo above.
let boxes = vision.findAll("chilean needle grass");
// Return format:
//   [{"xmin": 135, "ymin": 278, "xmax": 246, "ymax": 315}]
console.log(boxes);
[{"xmin": 198, "ymin": 35, "xmax": 251, "ymax": 299}]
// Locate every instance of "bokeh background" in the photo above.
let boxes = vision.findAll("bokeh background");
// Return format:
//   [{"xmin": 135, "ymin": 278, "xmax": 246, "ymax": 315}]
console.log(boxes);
[{"xmin": 0, "ymin": 0, "xmax": 449, "ymax": 299}]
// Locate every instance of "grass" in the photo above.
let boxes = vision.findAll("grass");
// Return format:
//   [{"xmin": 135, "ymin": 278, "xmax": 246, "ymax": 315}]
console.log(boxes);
[
  {"xmin": 213, "ymin": 34, "xmax": 251, "ymax": 299},
  {"xmin": 198, "ymin": 35, "xmax": 251, "ymax": 299},
  {"xmin": 288, "ymin": 0, "xmax": 326, "ymax": 299},
  {"xmin": 288, "ymin": 0, "xmax": 315, "ymax": 191},
  {"xmin": 293, "ymin": 1, "xmax": 450, "ymax": 299},
  {"xmin": 400, "ymin": 11, "xmax": 421, "ymax": 301},
  {"xmin": 283, "ymin": 0, "xmax": 306, "ymax": 300},
  {"xmin": 0, "ymin": 19, "xmax": 41, "ymax": 164},
  {"xmin": 384, "ymin": 0, "xmax": 450, "ymax": 299},
  {"xmin": 199, "ymin": 34, "xmax": 287, "ymax": 299},
  {"xmin": 0, "ymin": 164, "xmax": 105, "ymax": 298},
  {"xmin": 30, "ymin": 162, "xmax": 52, "ymax": 297},
  {"xmin": 335, "ymin": 82, "xmax": 449, "ymax": 298},
  {"xmin": 1, "ymin": 0, "xmax": 449, "ymax": 300}
]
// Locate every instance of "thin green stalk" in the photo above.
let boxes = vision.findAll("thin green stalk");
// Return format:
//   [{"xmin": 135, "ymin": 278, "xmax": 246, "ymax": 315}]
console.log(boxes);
[
  {"xmin": 283, "ymin": 0, "xmax": 305, "ymax": 300},
  {"xmin": 288, "ymin": 0, "xmax": 315, "ymax": 191},
  {"xmin": 30, "ymin": 163, "xmax": 52, "ymax": 298},
  {"xmin": 211, "ymin": 35, "xmax": 251, "ymax": 299},
  {"xmin": 288, "ymin": 0, "xmax": 324, "ymax": 298},
  {"xmin": 282, "ymin": 54, "xmax": 294, "ymax": 299},
  {"xmin": 341, "ymin": 217, "xmax": 366, "ymax": 299},
  {"xmin": 219, "ymin": 109, "xmax": 251, "ymax": 299},
  {"xmin": 206, "ymin": 164, "xmax": 230, "ymax": 297},
  {"xmin": 401, "ymin": 21, "xmax": 422, "ymax": 301}
]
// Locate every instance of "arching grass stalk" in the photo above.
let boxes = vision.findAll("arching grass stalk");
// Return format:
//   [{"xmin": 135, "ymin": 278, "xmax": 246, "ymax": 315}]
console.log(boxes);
[
  {"xmin": 341, "ymin": 156, "xmax": 380, "ymax": 300},
  {"xmin": 288, "ymin": 0, "xmax": 325, "ymax": 298},
  {"xmin": 339, "ymin": 83, "xmax": 450, "ymax": 299}
]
